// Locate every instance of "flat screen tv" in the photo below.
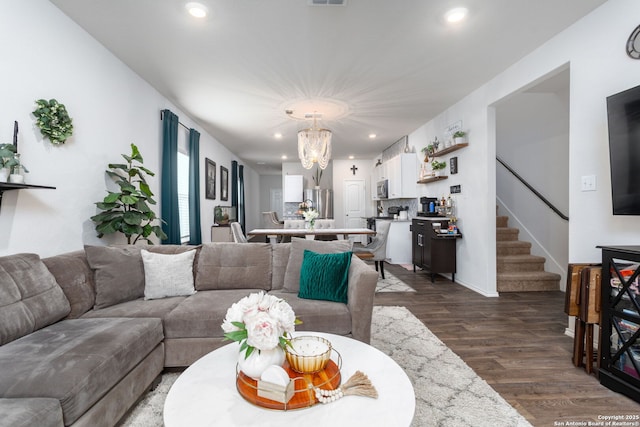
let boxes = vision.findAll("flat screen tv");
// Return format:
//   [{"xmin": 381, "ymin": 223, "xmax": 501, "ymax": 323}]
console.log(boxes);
[{"xmin": 607, "ymin": 84, "xmax": 640, "ymax": 215}]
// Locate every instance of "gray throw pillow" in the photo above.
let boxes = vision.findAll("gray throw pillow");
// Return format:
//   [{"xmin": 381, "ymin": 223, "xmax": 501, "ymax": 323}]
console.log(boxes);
[
  {"xmin": 0, "ymin": 253, "xmax": 71, "ymax": 345},
  {"xmin": 142, "ymin": 249, "xmax": 197, "ymax": 299},
  {"xmin": 282, "ymin": 238, "xmax": 353, "ymax": 293},
  {"xmin": 85, "ymin": 245, "xmax": 145, "ymax": 310}
]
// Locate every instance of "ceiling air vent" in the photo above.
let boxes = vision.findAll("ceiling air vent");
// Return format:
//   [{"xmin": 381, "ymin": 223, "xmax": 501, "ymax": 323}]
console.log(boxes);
[{"xmin": 309, "ymin": 0, "xmax": 346, "ymax": 6}]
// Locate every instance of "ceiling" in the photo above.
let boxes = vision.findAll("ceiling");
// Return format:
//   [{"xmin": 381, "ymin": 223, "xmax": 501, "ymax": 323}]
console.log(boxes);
[{"xmin": 50, "ymin": 0, "xmax": 606, "ymax": 175}]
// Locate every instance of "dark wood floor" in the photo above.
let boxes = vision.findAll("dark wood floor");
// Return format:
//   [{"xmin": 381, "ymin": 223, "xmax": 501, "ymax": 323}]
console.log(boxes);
[{"xmin": 375, "ymin": 263, "xmax": 640, "ymax": 427}]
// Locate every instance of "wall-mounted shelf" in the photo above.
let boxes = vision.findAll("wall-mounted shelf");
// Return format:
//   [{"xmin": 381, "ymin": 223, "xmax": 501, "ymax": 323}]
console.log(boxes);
[
  {"xmin": 431, "ymin": 142, "xmax": 468, "ymax": 157},
  {"xmin": 417, "ymin": 176, "xmax": 448, "ymax": 184},
  {"xmin": 0, "ymin": 182, "xmax": 56, "ymax": 210}
]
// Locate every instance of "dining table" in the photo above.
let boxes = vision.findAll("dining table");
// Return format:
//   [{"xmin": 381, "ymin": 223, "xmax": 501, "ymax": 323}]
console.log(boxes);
[{"xmin": 247, "ymin": 228, "xmax": 375, "ymax": 244}]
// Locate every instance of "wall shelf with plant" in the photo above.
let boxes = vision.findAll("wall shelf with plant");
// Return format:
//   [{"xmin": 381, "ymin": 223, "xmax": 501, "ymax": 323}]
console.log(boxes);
[
  {"xmin": 417, "ymin": 176, "xmax": 449, "ymax": 184},
  {"xmin": 0, "ymin": 183, "xmax": 56, "ymax": 211},
  {"xmin": 430, "ymin": 142, "xmax": 468, "ymax": 157}
]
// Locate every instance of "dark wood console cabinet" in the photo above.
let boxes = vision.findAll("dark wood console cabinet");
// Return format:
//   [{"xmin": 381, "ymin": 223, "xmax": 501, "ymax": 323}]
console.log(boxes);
[
  {"xmin": 412, "ymin": 218, "xmax": 460, "ymax": 282},
  {"xmin": 599, "ymin": 245, "xmax": 640, "ymax": 403}
]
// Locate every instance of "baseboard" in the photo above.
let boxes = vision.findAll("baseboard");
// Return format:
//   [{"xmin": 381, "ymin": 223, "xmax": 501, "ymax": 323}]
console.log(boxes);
[{"xmin": 453, "ymin": 275, "xmax": 500, "ymax": 297}]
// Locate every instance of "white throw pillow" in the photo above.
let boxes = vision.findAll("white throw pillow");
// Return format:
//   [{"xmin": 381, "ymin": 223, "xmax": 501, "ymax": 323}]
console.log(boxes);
[{"xmin": 141, "ymin": 249, "xmax": 197, "ymax": 300}]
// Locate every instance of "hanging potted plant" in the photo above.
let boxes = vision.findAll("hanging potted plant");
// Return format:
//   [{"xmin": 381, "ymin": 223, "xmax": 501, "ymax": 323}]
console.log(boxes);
[
  {"xmin": 91, "ymin": 143, "xmax": 167, "ymax": 244},
  {"xmin": 431, "ymin": 159, "xmax": 447, "ymax": 177},
  {"xmin": 421, "ymin": 144, "xmax": 434, "ymax": 163}
]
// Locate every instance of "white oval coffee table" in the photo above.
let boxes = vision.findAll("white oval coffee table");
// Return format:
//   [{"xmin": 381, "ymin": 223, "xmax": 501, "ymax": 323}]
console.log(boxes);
[{"xmin": 164, "ymin": 332, "xmax": 415, "ymax": 427}]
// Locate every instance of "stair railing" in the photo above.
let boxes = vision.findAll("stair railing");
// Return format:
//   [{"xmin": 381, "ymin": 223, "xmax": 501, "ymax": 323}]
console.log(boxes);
[{"xmin": 496, "ymin": 156, "xmax": 569, "ymax": 221}]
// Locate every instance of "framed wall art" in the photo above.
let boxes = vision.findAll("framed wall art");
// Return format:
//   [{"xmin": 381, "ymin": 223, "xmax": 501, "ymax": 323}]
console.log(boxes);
[
  {"xmin": 220, "ymin": 165, "xmax": 229, "ymax": 201},
  {"xmin": 205, "ymin": 158, "xmax": 216, "ymax": 200},
  {"xmin": 450, "ymin": 156, "xmax": 458, "ymax": 175}
]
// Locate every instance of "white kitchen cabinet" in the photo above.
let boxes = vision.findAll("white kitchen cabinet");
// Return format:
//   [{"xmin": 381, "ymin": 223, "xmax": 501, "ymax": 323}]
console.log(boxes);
[
  {"xmin": 283, "ymin": 175, "xmax": 303, "ymax": 202},
  {"xmin": 387, "ymin": 153, "xmax": 417, "ymax": 199},
  {"xmin": 379, "ymin": 219, "xmax": 412, "ymax": 264}
]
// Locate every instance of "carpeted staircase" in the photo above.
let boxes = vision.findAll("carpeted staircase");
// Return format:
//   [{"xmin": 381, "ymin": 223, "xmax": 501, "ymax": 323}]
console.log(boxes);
[{"xmin": 496, "ymin": 215, "xmax": 560, "ymax": 292}]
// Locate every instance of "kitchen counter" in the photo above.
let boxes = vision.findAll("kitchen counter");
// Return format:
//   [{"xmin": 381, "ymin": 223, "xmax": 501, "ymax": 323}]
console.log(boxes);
[{"xmin": 376, "ymin": 218, "xmax": 412, "ymax": 264}]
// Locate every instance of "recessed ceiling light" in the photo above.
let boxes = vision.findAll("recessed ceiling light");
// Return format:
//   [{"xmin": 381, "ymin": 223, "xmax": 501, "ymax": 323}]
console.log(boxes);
[
  {"xmin": 369, "ymin": 133, "xmax": 377, "ymax": 139},
  {"xmin": 186, "ymin": 2, "xmax": 208, "ymax": 18},
  {"xmin": 281, "ymin": 155, "xmax": 288, "ymax": 160},
  {"xmin": 348, "ymin": 155, "xmax": 355, "ymax": 160},
  {"xmin": 256, "ymin": 161, "xmax": 266, "ymax": 165},
  {"xmin": 444, "ymin": 7, "xmax": 468, "ymax": 23},
  {"xmin": 274, "ymin": 132, "xmax": 283, "ymax": 139}
]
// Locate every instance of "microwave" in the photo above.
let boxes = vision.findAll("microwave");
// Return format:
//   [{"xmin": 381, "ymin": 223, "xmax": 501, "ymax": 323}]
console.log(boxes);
[{"xmin": 376, "ymin": 180, "xmax": 388, "ymax": 199}]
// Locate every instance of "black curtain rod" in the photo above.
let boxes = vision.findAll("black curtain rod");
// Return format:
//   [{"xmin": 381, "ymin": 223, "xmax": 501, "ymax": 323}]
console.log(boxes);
[{"xmin": 160, "ymin": 111, "xmax": 190, "ymax": 131}]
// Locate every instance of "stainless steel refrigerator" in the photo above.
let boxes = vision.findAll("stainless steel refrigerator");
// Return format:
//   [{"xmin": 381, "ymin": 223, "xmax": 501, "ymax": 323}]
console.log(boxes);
[{"xmin": 304, "ymin": 188, "xmax": 333, "ymax": 219}]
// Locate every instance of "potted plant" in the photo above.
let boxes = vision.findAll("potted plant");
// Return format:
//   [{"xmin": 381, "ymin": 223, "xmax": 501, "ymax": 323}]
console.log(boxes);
[
  {"xmin": 453, "ymin": 131, "xmax": 467, "ymax": 145},
  {"xmin": 91, "ymin": 143, "xmax": 167, "ymax": 244},
  {"xmin": 431, "ymin": 159, "xmax": 447, "ymax": 176},
  {"xmin": 0, "ymin": 145, "xmax": 28, "ymax": 183},
  {"xmin": 8, "ymin": 154, "xmax": 28, "ymax": 184},
  {"xmin": 0, "ymin": 144, "xmax": 16, "ymax": 182}
]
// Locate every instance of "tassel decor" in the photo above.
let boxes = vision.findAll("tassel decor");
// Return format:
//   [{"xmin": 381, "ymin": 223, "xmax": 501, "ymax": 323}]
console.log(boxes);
[{"xmin": 314, "ymin": 370, "xmax": 378, "ymax": 404}]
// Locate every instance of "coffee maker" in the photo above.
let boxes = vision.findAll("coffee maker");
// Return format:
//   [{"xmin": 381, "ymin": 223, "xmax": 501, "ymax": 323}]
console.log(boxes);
[{"xmin": 418, "ymin": 197, "xmax": 439, "ymax": 216}]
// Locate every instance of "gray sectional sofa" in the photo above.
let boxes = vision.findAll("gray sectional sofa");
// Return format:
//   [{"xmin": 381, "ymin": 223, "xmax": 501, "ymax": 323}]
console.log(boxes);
[{"xmin": 0, "ymin": 239, "xmax": 378, "ymax": 427}]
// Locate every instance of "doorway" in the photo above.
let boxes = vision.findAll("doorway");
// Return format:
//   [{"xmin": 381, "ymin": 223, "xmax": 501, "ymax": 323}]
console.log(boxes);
[
  {"xmin": 343, "ymin": 180, "xmax": 366, "ymax": 244},
  {"xmin": 494, "ymin": 66, "xmax": 570, "ymax": 289}
]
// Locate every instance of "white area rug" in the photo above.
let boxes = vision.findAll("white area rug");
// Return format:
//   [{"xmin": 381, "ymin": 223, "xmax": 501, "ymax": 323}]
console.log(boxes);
[
  {"xmin": 375, "ymin": 271, "xmax": 416, "ymax": 293},
  {"xmin": 121, "ymin": 306, "xmax": 531, "ymax": 427}
]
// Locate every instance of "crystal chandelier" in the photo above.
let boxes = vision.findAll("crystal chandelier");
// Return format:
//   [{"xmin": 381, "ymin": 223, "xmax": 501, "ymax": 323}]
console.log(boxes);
[{"xmin": 298, "ymin": 116, "xmax": 332, "ymax": 170}]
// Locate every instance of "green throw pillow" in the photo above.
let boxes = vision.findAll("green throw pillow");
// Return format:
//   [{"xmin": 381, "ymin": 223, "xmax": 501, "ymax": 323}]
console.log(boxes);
[{"xmin": 298, "ymin": 249, "xmax": 352, "ymax": 304}]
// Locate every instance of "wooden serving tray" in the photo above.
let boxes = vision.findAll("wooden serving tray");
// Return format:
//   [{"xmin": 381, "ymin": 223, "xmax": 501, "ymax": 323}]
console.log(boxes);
[{"xmin": 236, "ymin": 359, "xmax": 341, "ymax": 410}]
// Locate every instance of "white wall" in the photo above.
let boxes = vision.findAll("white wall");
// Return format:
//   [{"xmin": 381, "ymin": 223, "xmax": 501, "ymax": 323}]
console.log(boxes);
[
  {"xmin": 409, "ymin": 0, "xmax": 640, "ymax": 295},
  {"xmin": 0, "ymin": 1, "xmax": 257, "ymax": 256},
  {"xmin": 259, "ymin": 175, "xmax": 282, "ymax": 222}
]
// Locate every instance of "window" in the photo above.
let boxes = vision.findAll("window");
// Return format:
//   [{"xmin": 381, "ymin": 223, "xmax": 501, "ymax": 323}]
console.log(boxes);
[{"xmin": 177, "ymin": 130, "xmax": 190, "ymax": 243}]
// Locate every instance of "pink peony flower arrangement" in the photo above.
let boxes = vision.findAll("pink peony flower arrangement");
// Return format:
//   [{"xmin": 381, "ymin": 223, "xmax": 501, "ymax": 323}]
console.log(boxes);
[{"xmin": 221, "ymin": 291, "xmax": 299, "ymax": 358}]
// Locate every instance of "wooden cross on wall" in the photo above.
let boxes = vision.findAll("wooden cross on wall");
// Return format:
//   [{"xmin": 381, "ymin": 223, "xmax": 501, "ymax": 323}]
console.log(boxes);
[{"xmin": 350, "ymin": 165, "xmax": 358, "ymax": 175}]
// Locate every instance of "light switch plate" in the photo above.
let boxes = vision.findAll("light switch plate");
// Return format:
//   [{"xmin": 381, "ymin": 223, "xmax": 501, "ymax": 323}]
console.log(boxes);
[{"xmin": 581, "ymin": 175, "xmax": 597, "ymax": 192}]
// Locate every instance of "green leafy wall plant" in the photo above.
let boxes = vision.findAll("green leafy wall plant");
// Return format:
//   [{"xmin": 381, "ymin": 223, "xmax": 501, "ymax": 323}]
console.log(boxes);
[
  {"xmin": 91, "ymin": 143, "xmax": 167, "ymax": 244},
  {"xmin": 32, "ymin": 98, "xmax": 74, "ymax": 145}
]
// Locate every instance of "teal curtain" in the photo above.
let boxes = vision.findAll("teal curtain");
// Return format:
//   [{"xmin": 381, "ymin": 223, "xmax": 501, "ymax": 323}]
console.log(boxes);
[
  {"xmin": 188, "ymin": 129, "xmax": 202, "ymax": 244},
  {"xmin": 161, "ymin": 109, "xmax": 181, "ymax": 244},
  {"xmin": 238, "ymin": 164, "xmax": 245, "ymax": 230},
  {"xmin": 231, "ymin": 161, "xmax": 238, "ymax": 208}
]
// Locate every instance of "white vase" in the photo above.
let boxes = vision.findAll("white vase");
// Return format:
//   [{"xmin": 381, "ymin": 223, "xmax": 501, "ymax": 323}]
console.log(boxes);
[
  {"xmin": 237, "ymin": 346, "xmax": 285, "ymax": 380},
  {"xmin": 454, "ymin": 137, "xmax": 465, "ymax": 145},
  {"xmin": 0, "ymin": 168, "xmax": 8, "ymax": 182},
  {"xmin": 8, "ymin": 173, "xmax": 23, "ymax": 184}
]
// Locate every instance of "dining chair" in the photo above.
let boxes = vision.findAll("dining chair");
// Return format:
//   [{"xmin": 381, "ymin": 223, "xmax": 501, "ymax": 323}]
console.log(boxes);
[
  {"xmin": 313, "ymin": 219, "xmax": 337, "ymax": 241},
  {"xmin": 353, "ymin": 220, "xmax": 391, "ymax": 279},
  {"xmin": 230, "ymin": 222, "xmax": 248, "ymax": 243},
  {"xmin": 262, "ymin": 211, "xmax": 284, "ymax": 229}
]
